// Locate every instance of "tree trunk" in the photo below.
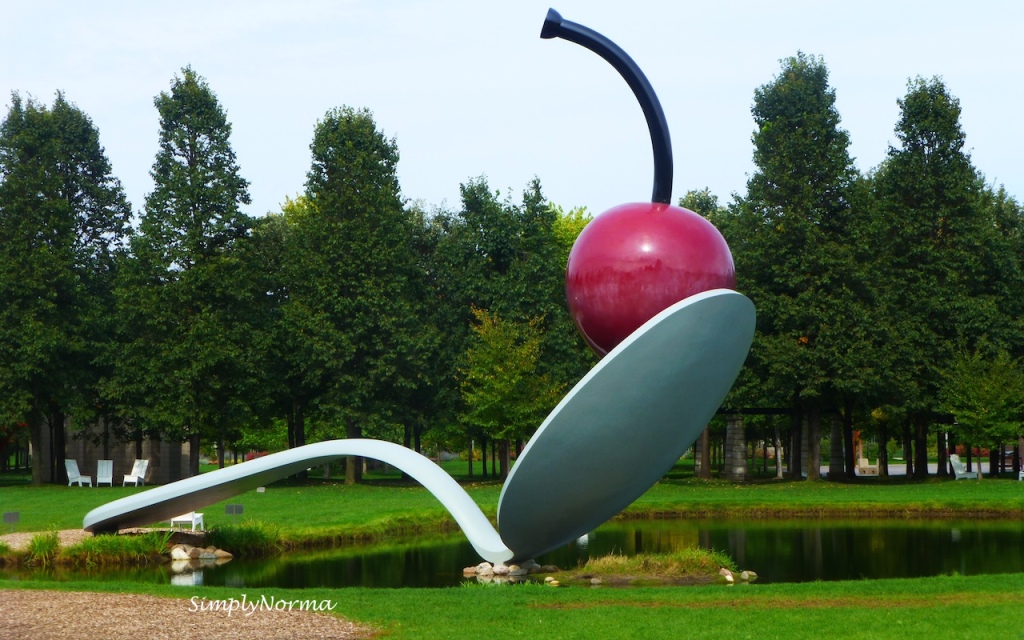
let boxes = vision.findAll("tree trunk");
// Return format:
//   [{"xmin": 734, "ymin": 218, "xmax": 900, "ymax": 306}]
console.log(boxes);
[
  {"xmin": 789, "ymin": 407, "xmax": 803, "ymax": 479},
  {"xmin": 29, "ymin": 404, "xmax": 44, "ymax": 486},
  {"xmin": 842, "ymin": 401, "xmax": 856, "ymax": 479},
  {"xmin": 479, "ymin": 438, "xmax": 488, "ymax": 479},
  {"xmin": 913, "ymin": 415, "xmax": 929, "ymax": 479},
  {"xmin": 937, "ymin": 432, "xmax": 949, "ymax": 478},
  {"xmin": 806, "ymin": 406, "xmax": 821, "ymax": 481},
  {"xmin": 499, "ymin": 439, "xmax": 510, "ymax": 481},
  {"xmin": 774, "ymin": 424, "xmax": 784, "ymax": 479},
  {"xmin": 48, "ymin": 408, "xmax": 66, "ymax": 484},
  {"xmin": 467, "ymin": 435, "xmax": 474, "ymax": 479},
  {"xmin": 902, "ymin": 422, "xmax": 913, "ymax": 477},
  {"xmin": 762, "ymin": 433, "xmax": 768, "ymax": 475},
  {"xmin": 189, "ymin": 431, "xmax": 200, "ymax": 477},
  {"xmin": 989, "ymin": 446, "xmax": 999, "ymax": 479},
  {"xmin": 491, "ymin": 440, "xmax": 497, "ymax": 478},
  {"xmin": 345, "ymin": 419, "xmax": 362, "ymax": 485},
  {"xmin": 217, "ymin": 425, "xmax": 226, "ymax": 469},
  {"xmin": 878, "ymin": 422, "xmax": 889, "ymax": 477},
  {"xmin": 696, "ymin": 426, "xmax": 711, "ymax": 479},
  {"xmin": 402, "ymin": 424, "xmax": 413, "ymax": 481},
  {"xmin": 828, "ymin": 414, "xmax": 844, "ymax": 479}
]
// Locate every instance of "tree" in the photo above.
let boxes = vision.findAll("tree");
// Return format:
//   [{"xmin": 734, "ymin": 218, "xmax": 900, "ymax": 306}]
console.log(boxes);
[
  {"xmin": 108, "ymin": 67, "xmax": 255, "ymax": 475},
  {"xmin": 731, "ymin": 53, "xmax": 871, "ymax": 480},
  {"xmin": 298, "ymin": 106, "xmax": 425, "ymax": 484},
  {"xmin": 0, "ymin": 93, "xmax": 131, "ymax": 484},
  {"xmin": 870, "ymin": 76, "xmax": 991, "ymax": 477},
  {"xmin": 679, "ymin": 188, "xmax": 723, "ymax": 218},
  {"xmin": 939, "ymin": 347, "xmax": 1024, "ymax": 474},
  {"xmin": 459, "ymin": 307, "xmax": 563, "ymax": 480},
  {"xmin": 426, "ymin": 180, "xmax": 594, "ymax": 473}
]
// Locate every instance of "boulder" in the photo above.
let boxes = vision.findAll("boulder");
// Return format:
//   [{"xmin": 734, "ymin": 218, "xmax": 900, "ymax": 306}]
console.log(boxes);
[
  {"xmin": 508, "ymin": 564, "xmax": 527, "ymax": 577},
  {"xmin": 540, "ymin": 565, "xmax": 560, "ymax": 573},
  {"xmin": 170, "ymin": 545, "xmax": 191, "ymax": 561},
  {"xmin": 463, "ymin": 566, "xmax": 478, "ymax": 575},
  {"xmin": 492, "ymin": 563, "xmax": 510, "ymax": 575},
  {"xmin": 213, "ymin": 549, "xmax": 233, "ymax": 559}
]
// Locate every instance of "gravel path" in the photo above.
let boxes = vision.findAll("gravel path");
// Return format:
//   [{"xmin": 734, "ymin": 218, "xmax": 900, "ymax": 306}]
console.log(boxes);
[
  {"xmin": 2, "ymin": 530, "xmax": 372, "ymax": 638},
  {"xmin": 1, "ymin": 589, "xmax": 371, "ymax": 640},
  {"xmin": 0, "ymin": 528, "xmax": 93, "ymax": 551}
]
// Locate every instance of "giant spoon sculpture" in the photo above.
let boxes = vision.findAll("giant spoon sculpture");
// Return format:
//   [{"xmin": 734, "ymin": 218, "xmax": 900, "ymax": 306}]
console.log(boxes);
[{"xmin": 84, "ymin": 9, "xmax": 756, "ymax": 565}]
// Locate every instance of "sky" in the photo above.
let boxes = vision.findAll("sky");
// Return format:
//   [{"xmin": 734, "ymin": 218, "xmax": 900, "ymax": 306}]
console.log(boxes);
[{"xmin": 2, "ymin": 0, "xmax": 1022, "ymax": 219}]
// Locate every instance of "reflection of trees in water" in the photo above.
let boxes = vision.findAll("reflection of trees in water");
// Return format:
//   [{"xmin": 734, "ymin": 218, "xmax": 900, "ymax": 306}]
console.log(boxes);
[{"xmin": 7, "ymin": 520, "xmax": 1022, "ymax": 587}]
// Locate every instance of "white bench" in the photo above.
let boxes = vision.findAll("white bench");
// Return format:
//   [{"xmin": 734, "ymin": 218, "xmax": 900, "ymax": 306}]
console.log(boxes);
[{"xmin": 170, "ymin": 512, "xmax": 205, "ymax": 531}]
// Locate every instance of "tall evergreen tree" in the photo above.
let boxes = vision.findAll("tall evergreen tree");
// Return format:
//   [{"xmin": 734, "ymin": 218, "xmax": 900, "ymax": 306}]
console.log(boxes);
[
  {"xmin": 0, "ymin": 93, "xmax": 131, "ymax": 484},
  {"xmin": 297, "ymin": 106, "xmax": 424, "ymax": 484},
  {"xmin": 731, "ymin": 53, "xmax": 873, "ymax": 479},
  {"xmin": 870, "ymin": 76, "xmax": 989, "ymax": 477},
  {"xmin": 109, "ymin": 67, "xmax": 254, "ymax": 476}
]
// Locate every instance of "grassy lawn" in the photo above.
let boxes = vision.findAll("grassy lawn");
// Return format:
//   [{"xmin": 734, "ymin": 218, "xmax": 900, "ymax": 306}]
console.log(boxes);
[
  {"xmin": 2, "ymin": 461, "xmax": 1023, "ymax": 537},
  {"xmin": 3, "ymin": 461, "xmax": 1024, "ymax": 638},
  {"xmin": 2, "ymin": 573, "xmax": 1021, "ymax": 639}
]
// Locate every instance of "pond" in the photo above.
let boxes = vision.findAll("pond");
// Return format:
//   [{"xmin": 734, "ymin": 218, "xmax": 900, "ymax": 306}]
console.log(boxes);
[{"xmin": 4, "ymin": 518, "xmax": 1024, "ymax": 588}]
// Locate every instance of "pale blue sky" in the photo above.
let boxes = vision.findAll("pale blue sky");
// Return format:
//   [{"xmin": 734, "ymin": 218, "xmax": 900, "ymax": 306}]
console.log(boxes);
[{"xmin": 2, "ymin": 0, "xmax": 1021, "ymax": 218}]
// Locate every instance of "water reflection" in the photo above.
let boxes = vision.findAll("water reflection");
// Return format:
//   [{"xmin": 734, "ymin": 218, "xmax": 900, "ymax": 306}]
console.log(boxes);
[{"xmin": 3, "ymin": 519, "xmax": 1022, "ymax": 588}]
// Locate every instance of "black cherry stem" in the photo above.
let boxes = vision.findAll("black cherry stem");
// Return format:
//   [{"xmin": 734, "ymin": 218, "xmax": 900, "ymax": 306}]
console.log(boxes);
[{"xmin": 541, "ymin": 8, "xmax": 673, "ymax": 205}]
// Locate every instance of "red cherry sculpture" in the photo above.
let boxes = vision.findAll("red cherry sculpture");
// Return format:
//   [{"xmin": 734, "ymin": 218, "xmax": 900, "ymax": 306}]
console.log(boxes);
[
  {"xmin": 566, "ymin": 202, "xmax": 735, "ymax": 356},
  {"xmin": 543, "ymin": 9, "xmax": 737, "ymax": 356}
]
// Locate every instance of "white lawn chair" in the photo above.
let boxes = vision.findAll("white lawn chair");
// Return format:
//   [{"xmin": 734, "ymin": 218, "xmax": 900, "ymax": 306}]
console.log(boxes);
[
  {"xmin": 96, "ymin": 460, "xmax": 114, "ymax": 487},
  {"xmin": 170, "ymin": 512, "xmax": 205, "ymax": 532},
  {"xmin": 123, "ymin": 459, "xmax": 149, "ymax": 486},
  {"xmin": 949, "ymin": 454, "xmax": 978, "ymax": 480},
  {"xmin": 856, "ymin": 457, "xmax": 878, "ymax": 476},
  {"xmin": 65, "ymin": 460, "xmax": 92, "ymax": 487}
]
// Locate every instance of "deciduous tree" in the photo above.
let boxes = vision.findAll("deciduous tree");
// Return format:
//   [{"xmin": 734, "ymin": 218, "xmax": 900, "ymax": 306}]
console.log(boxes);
[
  {"xmin": 0, "ymin": 93, "xmax": 131, "ymax": 484},
  {"xmin": 109, "ymin": 67, "xmax": 255, "ymax": 475}
]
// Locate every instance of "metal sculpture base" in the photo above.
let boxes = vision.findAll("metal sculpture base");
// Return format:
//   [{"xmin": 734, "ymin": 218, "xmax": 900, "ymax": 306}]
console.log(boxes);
[{"xmin": 84, "ymin": 290, "xmax": 754, "ymax": 563}]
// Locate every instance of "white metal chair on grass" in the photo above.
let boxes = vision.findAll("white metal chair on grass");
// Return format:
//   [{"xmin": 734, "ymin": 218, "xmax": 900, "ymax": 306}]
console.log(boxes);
[
  {"xmin": 65, "ymin": 460, "xmax": 92, "ymax": 487},
  {"xmin": 170, "ymin": 512, "xmax": 205, "ymax": 532},
  {"xmin": 949, "ymin": 454, "xmax": 979, "ymax": 480},
  {"xmin": 96, "ymin": 460, "xmax": 114, "ymax": 487},
  {"xmin": 123, "ymin": 459, "xmax": 149, "ymax": 486}
]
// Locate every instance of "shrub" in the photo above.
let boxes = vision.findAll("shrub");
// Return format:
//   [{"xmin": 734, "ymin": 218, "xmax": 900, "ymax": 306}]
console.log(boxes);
[
  {"xmin": 61, "ymin": 531, "xmax": 171, "ymax": 566},
  {"xmin": 207, "ymin": 519, "xmax": 282, "ymax": 557},
  {"xmin": 25, "ymin": 531, "xmax": 60, "ymax": 566}
]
